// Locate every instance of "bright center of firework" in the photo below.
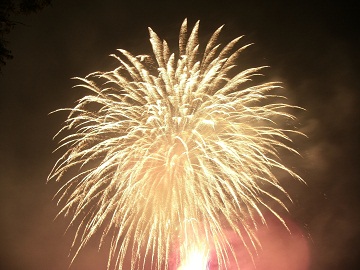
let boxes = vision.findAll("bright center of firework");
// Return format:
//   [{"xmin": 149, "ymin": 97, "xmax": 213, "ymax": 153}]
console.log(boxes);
[{"xmin": 177, "ymin": 244, "xmax": 209, "ymax": 270}]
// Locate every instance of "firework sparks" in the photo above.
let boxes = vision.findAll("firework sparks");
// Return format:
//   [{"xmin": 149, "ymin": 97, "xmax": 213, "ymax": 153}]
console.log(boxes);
[
  {"xmin": 49, "ymin": 19, "xmax": 304, "ymax": 270},
  {"xmin": 177, "ymin": 244, "xmax": 209, "ymax": 270}
]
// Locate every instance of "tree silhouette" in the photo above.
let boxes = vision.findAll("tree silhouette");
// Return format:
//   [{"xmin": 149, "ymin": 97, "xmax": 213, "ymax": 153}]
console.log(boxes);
[{"xmin": 0, "ymin": 0, "xmax": 52, "ymax": 72}]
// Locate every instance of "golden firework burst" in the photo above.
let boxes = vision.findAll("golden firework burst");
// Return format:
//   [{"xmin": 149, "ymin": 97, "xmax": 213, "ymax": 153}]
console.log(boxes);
[{"xmin": 49, "ymin": 19, "xmax": 304, "ymax": 270}]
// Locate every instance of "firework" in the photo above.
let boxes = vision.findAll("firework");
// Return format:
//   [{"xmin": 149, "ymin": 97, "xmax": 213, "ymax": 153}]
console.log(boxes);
[{"xmin": 49, "ymin": 19, "xmax": 303, "ymax": 270}]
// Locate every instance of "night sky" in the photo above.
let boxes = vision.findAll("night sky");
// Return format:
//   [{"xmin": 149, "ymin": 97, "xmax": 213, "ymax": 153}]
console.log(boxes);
[{"xmin": 1, "ymin": 1, "xmax": 359, "ymax": 269}]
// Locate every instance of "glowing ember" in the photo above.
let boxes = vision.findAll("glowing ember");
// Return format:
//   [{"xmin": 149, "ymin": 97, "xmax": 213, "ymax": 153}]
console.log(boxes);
[{"xmin": 177, "ymin": 244, "xmax": 209, "ymax": 270}]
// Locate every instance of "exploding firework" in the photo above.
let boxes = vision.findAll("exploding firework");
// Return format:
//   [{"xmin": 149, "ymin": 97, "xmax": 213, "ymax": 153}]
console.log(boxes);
[{"xmin": 49, "ymin": 19, "xmax": 304, "ymax": 270}]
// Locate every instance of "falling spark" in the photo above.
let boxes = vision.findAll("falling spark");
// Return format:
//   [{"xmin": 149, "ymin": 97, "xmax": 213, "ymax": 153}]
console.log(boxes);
[{"xmin": 49, "ymin": 19, "xmax": 304, "ymax": 270}]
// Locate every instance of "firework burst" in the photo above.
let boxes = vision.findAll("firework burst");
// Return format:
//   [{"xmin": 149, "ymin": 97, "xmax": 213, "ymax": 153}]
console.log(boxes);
[{"xmin": 49, "ymin": 19, "xmax": 303, "ymax": 270}]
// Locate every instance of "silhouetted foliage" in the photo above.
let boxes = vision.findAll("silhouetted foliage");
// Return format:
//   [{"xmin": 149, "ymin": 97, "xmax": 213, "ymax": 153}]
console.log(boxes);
[{"xmin": 0, "ymin": 0, "xmax": 52, "ymax": 72}]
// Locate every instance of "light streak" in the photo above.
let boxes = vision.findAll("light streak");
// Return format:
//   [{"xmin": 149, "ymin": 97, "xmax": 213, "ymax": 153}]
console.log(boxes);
[{"xmin": 49, "ymin": 19, "xmax": 304, "ymax": 270}]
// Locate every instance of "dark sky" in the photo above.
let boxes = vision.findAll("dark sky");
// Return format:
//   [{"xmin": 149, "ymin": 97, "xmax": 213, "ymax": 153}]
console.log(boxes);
[{"xmin": 1, "ymin": 1, "xmax": 359, "ymax": 269}]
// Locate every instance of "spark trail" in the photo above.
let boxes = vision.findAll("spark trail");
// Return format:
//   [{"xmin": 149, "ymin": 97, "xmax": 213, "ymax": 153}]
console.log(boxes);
[{"xmin": 49, "ymin": 19, "xmax": 304, "ymax": 270}]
